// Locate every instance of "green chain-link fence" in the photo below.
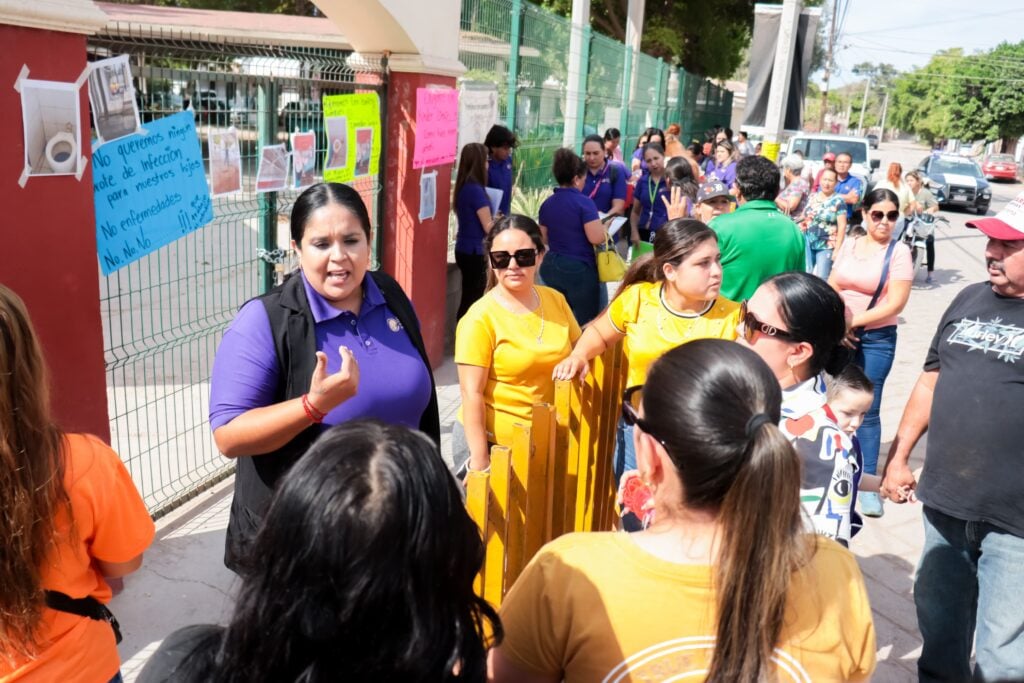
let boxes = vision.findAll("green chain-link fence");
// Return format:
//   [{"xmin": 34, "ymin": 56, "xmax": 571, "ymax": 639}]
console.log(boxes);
[
  {"xmin": 459, "ymin": 0, "xmax": 733, "ymax": 191},
  {"xmin": 88, "ymin": 30, "xmax": 386, "ymax": 516}
]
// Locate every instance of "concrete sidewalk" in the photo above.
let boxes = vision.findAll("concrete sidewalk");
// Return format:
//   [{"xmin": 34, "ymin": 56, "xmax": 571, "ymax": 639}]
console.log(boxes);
[{"xmin": 111, "ymin": 145, "xmax": 1005, "ymax": 681}]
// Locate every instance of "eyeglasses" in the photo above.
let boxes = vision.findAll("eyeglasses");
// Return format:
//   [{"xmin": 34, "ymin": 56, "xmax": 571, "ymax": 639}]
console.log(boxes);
[
  {"xmin": 739, "ymin": 301, "xmax": 796, "ymax": 344},
  {"xmin": 488, "ymin": 249, "xmax": 538, "ymax": 269},
  {"xmin": 869, "ymin": 210, "xmax": 901, "ymax": 223},
  {"xmin": 621, "ymin": 386, "xmax": 670, "ymax": 449}
]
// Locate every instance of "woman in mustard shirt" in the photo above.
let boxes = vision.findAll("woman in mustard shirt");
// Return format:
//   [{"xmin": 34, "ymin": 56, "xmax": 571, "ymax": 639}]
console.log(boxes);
[
  {"xmin": 454, "ymin": 215, "xmax": 581, "ymax": 474},
  {"xmin": 553, "ymin": 218, "xmax": 740, "ymax": 483}
]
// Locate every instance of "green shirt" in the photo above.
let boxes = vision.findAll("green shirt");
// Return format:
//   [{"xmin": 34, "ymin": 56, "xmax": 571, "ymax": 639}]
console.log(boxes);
[{"xmin": 711, "ymin": 199, "xmax": 807, "ymax": 301}]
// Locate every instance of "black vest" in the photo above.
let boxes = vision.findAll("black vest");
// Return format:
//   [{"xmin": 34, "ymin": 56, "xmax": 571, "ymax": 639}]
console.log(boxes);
[{"xmin": 223, "ymin": 271, "xmax": 440, "ymax": 571}]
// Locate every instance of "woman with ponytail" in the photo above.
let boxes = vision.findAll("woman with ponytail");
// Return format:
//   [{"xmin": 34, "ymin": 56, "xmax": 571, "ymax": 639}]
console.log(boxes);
[
  {"xmin": 492, "ymin": 340, "xmax": 876, "ymax": 682},
  {"xmin": 0, "ymin": 285, "xmax": 154, "ymax": 682},
  {"xmin": 737, "ymin": 271, "xmax": 869, "ymax": 546},
  {"xmin": 553, "ymin": 218, "xmax": 740, "ymax": 484}
]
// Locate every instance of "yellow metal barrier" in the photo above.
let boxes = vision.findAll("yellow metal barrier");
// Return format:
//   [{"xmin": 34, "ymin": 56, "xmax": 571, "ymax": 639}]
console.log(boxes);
[{"xmin": 465, "ymin": 343, "xmax": 627, "ymax": 606}]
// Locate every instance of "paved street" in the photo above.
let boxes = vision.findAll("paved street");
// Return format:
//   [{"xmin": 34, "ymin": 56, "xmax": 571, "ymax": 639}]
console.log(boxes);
[{"xmin": 110, "ymin": 139, "xmax": 1019, "ymax": 681}]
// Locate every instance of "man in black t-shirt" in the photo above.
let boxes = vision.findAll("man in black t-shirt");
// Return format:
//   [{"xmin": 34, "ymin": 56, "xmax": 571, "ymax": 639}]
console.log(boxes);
[{"xmin": 882, "ymin": 192, "xmax": 1024, "ymax": 683}]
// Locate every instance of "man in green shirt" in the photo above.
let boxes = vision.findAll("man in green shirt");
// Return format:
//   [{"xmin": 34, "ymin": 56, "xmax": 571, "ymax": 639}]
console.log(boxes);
[{"xmin": 711, "ymin": 155, "xmax": 806, "ymax": 301}]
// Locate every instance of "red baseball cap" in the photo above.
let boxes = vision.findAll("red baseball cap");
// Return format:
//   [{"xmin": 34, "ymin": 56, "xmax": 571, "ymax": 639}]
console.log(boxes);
[
  {"xmin": 823, "ymin": 152, "xmax": 837, "ymax": 161},
  {"xmin": 967, "ymin": 191, "xmax": 1024, "ymax": 240}
]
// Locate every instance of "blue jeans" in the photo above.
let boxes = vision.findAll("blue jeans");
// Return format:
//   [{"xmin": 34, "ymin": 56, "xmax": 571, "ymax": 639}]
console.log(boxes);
[
  {"xmin": 109, "ymin": 674, "xmax": 124, "ymax": 683},
  {"xmin": 853, "ymin": 325, "xmax": 896, "ymax": 475},
  {"xmin": 614, "ymin": 418, "xmax": 636, "ymax": 483},
  {"xmin": 540, "ymin": 252, "xmax": 600, "ymax": 326},
  {"xmin": 916, "ymin": 506, "xmax": 1024, "ymax": 682},
  {"xmin": 808, "ymin": 246, "xmax": 833, "ymax": 279}
]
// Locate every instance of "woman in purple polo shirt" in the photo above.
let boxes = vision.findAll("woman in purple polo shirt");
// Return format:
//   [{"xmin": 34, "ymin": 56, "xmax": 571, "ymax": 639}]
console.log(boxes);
[
  {"xmin": 705, "ymin": 140, "xmax": 738, "ymax": 189},
  {"xmin": 629, "ymin": 142, "xmax": 671, "ymax": 245},
  {"xmin": 208, "ymin": 182, "xmax": 439, "ymax": 572},
  {"xmin": 485, "ymin": 124, "xmax": 517, "ymax": 217},
  {"xmin": 538, "ymin": 148, "xmax": 608, "ymax": 325},
  {"xmin": 454, "ymin": 143, "xmax": 494, "ymax": 320}
]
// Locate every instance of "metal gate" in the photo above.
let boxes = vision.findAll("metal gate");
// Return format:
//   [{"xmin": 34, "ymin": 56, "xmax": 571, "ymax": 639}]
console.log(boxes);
[{"xmin": 88, "ymin": 29, "xmax": 386, "ymax": 516}]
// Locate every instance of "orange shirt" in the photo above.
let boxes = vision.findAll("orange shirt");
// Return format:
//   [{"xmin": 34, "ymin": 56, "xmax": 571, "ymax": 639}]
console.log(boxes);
[{"xmin": 1, "ymin": 434, "xmax": 155, "ymax": 683}]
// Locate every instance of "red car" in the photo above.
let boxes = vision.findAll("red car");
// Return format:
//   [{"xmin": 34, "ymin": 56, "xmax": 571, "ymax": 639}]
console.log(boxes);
[{"xmin": 982, "ymin": 154, "xmax": 1019, "ymax": 182}]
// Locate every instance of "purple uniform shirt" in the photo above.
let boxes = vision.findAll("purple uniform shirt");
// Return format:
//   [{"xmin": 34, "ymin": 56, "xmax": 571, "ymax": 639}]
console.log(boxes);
[
  {"xmin": 209, "ymin": 272, "xmax": 432, "ymax": 433},
  {"xmin": 538, "ymin": 187, "xmax": 601, "ymax": 266}
]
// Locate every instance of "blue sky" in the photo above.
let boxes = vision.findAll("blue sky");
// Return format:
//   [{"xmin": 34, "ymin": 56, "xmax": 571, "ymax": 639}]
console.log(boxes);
[{"xmin": 825, "ymin": 0, "xmax": 1024, "ymax": 86}]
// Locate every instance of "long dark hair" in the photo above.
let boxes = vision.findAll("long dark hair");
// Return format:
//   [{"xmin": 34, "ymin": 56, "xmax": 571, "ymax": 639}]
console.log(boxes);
[
  {"xmin": 767, "ymin": 272, "xmax": 851, "ymax": 376},
  {"xmin": 0, "ymin": 285, "xmax": 71, "ymax": 659},
  {"xmin": 483, "ymin": 215, "xmax": 546, "ymax": 290},
  {"xmin": 290, "ymin": 182, "xmax": 372, "ymax": 243},
  {"xmin": 642, "ymin": 340, "xmax": 811, "ymax": 682},
  {"xmin": 665, "ymin": 156, "xmax": 698, "ymax": 204},
  {"xmin": 454, "ymin": 142, "xmax": 489, "ymax": 203},
  {"xmin": 615, "ymin": 219, "xmax": 716, "ymax": 296},
  {"xmin": 203, "ymin": 421, "xmax": 500, "ymax": 682}
]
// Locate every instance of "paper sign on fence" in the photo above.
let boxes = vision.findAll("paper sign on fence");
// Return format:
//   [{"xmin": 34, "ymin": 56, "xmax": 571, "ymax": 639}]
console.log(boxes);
[
  {"xmin": 322, "ymin": 93, "xmax": 380, "ymax": 184},
  {"xmin": 92, "ymin": 110, "xmax": 213, "ymax": 275},
  {"xmin": 413, "ymin": 88, "xmax": 458, "ymax": 169}
]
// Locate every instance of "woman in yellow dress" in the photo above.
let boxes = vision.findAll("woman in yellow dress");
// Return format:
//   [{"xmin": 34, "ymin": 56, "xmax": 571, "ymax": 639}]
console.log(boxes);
[
  {"xmin": 454, "ymin": 215, "xmax": 581, "ymax": 474},
  {"xmin": 553, "ymin": 218, "xmax": 741, "ymax": 483}
]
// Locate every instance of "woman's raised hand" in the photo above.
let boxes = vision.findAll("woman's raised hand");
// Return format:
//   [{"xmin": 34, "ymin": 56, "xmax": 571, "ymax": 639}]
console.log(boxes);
[
  {"xmin": 309, "ymin": 345, "xmax": 360, "ymax": 413},
  {"xmin": 552, "ymin": 354, "xmax": 589, "ymax": 382},
  {"xmin": 661, "ymin": 185, "xmax": 688, "ymax": 220}
]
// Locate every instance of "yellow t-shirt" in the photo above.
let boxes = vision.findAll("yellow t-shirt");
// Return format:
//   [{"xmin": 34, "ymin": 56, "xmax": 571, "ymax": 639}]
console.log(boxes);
[
  {"xmin": 608, "ymin": 281, "xmax": 741, "ymax": 387},
  {"xmin": 455, "ymin": 286, "xmax": 581, "ymax": 446},
  {"xmin": 499, "ymin": 532, "xmax": 876, "ymax": 682}
]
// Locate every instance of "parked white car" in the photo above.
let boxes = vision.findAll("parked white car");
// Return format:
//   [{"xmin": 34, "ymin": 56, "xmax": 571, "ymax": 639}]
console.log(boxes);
[{"xmin": 785, "ymin": 133, "xmax": 880, "ymax": 187}]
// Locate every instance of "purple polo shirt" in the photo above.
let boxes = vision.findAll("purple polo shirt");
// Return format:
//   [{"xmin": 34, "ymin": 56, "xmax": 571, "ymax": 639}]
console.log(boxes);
[
  {"xmin": 706, "ymin": 160, "xmax": 737, "ymax": 189},
  {"xmin": 635, "ymin": 173, "xmax": 671, "ymax": 234},
  {"xmin": 455, "ymin": 181, "xmax": 490, "ymax": 255},
  {"xmin": 209, "ymin": 272, "xmax": 432, "ymax": 433},
  {"xmin": 487, "ymin": 156, "xmax": 513, "ymax": 215},
  {"xmin": 582, "ymin": 160, "xmax": 628, "ymax": 213},
  {"xmin": 538, "ymin": 187, "xmax": 600, "ymax": 265}
]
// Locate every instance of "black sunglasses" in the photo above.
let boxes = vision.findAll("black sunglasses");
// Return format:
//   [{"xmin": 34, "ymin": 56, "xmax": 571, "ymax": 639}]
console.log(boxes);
[
  {"xmin": 621, "ymin": 386, "xmax": 670, "ymax": 449},
  {"xmin": 739, "ymin": 301, "xmax": 796, "ymax": 344},
  {"xmin": 868, "ymin": 210, "xmax": 901, "ymax": 223},
  {"xmin": 489, "ymin": 249, "xmax": 537, "ymax": 269}
]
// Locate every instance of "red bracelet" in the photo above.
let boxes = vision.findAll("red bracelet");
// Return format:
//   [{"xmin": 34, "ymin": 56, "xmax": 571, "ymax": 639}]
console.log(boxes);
[{"xmin": 301, "ymin": 394, "xmax": 326, "ymax": 423}]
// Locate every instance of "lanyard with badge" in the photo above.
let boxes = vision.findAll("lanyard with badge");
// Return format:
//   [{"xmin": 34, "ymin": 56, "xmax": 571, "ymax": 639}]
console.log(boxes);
[
  {"xmin": 646, "ymin": 176, "xmax": 662, "ymax": 231},
  {"xmin": 588, "ymin": 162, "xmax": 611, "ymax": 200}
]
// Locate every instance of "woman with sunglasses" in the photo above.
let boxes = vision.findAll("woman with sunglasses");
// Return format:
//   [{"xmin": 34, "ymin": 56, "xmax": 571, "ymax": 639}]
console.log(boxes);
[
  {"xmin": 454, "ymin": 216, "xmax": 581, "ymax": 475},
  {"xmin": 827, "ymin": 188, "xmax": 913, "ymax": 518},
  {"xmin": 492, "ymin": 340, "xmax": 876, "ymax": 682},
  {"xmin": 538, "ymin": 148, "xmax": 609, "ymax": 326},
  {"xmin": 553, "ymin": 219, "xmax": 740, "ymax": 485},
  {"xmin": 737, "ymin": 272, "xmax": 867, "ymax": 546}
]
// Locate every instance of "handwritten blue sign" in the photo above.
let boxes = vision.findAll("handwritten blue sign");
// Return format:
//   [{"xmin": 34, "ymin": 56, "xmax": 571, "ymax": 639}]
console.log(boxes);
[{"xmin": 93, "ymin": 111, "xmax": 213, "ymax": 275}]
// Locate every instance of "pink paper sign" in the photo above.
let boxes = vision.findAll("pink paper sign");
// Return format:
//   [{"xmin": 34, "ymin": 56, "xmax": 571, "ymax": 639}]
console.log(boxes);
[{"xmin": 413, "ymin": 88, "xmax": 459, "ymax": 169}]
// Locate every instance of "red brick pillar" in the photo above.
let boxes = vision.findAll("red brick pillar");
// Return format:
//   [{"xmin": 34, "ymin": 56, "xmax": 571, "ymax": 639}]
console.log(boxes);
[
  {"xmin": 0, "ymin": 21, "xmax": 110, "ymax": 440},
  {"xmin": 381, "ymin": 71, "xmax": 457, "ymax": 368}
]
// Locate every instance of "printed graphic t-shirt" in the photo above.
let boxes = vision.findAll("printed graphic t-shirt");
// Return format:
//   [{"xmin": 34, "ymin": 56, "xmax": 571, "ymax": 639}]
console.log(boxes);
[
  {"xmin": 499, "ymin": 532, "xmax": 876, "ymax": 682},
  {"xmin": 779, "ymin": 374, "xmax": 862, "ymax": 546},
  {"xmin": 917, "ymin": 282, "xmax": 1024, "ymax": 537},
  {"xmin": 607, "ymin": 282, "xmax": 740, "ymax": 387}
]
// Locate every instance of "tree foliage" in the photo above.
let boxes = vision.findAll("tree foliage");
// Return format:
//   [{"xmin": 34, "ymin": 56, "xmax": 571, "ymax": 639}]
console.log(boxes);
[
  {"xmin": 541, "ymin": 0, "xmax": 758, "ymax": 79},
  {"xmin": 890, "ymin": 41, "xmax": 1024, "ymax": 145}
]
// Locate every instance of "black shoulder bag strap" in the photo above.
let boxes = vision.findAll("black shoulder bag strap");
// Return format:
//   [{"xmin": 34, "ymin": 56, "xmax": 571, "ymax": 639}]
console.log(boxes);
[
  {"xmin": 45, "ymin": 590, "xmax": 122, "ymax": 644},
  {"xmin": 854, "ymin": 239, "xmax": 897, "ymax": 338}
]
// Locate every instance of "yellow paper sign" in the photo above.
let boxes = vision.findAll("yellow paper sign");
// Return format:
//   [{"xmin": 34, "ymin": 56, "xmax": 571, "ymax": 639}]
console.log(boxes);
[{"xmin": 322, "ymin": 92, "xmax": 381, "ymax": 184}]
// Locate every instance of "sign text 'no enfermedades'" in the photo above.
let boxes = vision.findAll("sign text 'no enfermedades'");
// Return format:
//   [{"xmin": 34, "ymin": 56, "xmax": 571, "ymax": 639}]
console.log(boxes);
[
  {"xmin": 93, "ymin": 111, "xmax": 213, "ymax": 275},
  {"xmin": 413, "ymin": 88, "xmax": 459, "ymax": 169}
]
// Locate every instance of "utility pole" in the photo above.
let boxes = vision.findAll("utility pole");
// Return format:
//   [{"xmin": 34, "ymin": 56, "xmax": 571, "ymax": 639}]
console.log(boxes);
[
  {"xmin": 878, "ymin": 90, "xmax": 889, "ymax": 142},
  {"xmin": 764, "ymin": 0, "xmax": 802, "ymax": 155},
  {"xmin": 562, "ymin": 0, "xmax": 591, "ymax": 147},
  {"xmin": 817, "ymin": 0, "xmax": 838, "ymax": 132},
  {"xmin": 857, "ymin": 74, "xmax": 871, "ymax": 136}
]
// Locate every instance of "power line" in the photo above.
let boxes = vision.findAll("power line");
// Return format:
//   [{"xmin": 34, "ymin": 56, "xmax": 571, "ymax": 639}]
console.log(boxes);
[
  {"xmin": 844, "ymin": 41, "xmax": 1024, "ymax": 71},
  {"xmin": 846, "ymin": 8, "xmax": 1024, "ymax": 36}
]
